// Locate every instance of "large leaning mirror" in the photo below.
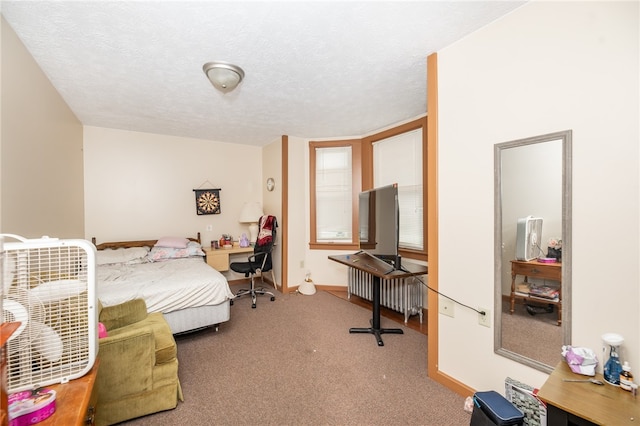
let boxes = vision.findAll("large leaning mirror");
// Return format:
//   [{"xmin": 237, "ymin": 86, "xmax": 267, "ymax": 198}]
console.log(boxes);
[{"xmin": 494, "ymin": 130, "xmax": 572, "ymax": 373}]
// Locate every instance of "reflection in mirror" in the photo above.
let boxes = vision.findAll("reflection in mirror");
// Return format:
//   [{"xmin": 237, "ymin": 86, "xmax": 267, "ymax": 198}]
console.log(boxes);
[{"xmin": 494, "ymin": 130, "xmax": 572, "ymax": 373}]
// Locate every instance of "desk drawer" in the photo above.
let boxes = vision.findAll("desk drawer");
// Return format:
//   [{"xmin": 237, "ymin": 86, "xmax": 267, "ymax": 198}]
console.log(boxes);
[
  {"xmin": 512, "ymin": 263, "xmax": 561, "ymax": 281},
  {"xmin": 206, "ymin": 254, "xmax": 230, "ymax": 271}
]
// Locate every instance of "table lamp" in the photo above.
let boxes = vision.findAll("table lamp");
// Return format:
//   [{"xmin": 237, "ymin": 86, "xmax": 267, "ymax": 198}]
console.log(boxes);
[{"xmin": 239, "ymin": 201, "xmax": 264, "ymax": 244}]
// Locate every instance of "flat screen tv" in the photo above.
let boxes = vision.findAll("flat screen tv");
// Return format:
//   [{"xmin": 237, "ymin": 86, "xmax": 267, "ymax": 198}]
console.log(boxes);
[{"xmin": 358, "ymin": 183, "xmax": 401, "ymax": 271}]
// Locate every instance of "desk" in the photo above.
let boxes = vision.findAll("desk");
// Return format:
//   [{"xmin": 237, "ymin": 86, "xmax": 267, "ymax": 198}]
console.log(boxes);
[
  {"xmin": 329, "ymin": 254, "xmax": 427, "ymax": 346},
  {"xmin": 510, "ymin": 260, "xmax": 562, "ymax": 325},
  {"xmin": 203, "ymin": 246, "xmax": 253, "ymax": 271},
  {"xmin": 538, "ymin": 361, "xmax": 640, "ymax": 425}
]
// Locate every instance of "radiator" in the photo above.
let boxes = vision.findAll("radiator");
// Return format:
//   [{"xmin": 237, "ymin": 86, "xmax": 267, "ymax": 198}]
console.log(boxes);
[{"xmin": 348, "ymin": 268, "xmax": 424, "ymax": 324}]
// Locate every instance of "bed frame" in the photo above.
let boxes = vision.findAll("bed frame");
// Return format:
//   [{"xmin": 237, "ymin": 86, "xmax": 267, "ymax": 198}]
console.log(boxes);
[
  {"xmin": 91, "ymin": 233, "xmax": 231, "ymax": 334},
  {"xmin": 91, "ymin": 233, "xmax": 201, "ymax": 250}
]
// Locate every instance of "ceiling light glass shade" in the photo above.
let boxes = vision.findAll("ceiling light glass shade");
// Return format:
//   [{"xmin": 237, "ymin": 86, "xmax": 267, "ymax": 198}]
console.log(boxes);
[{"xmin": 203, "ymin": 61, "xmax": 245, "ymax": 93}]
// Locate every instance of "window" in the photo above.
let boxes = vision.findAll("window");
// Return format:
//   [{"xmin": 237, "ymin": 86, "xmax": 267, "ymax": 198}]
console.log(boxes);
[
  {"xmin": 309, "ymin": 118, "xmax": 425, "ymax": 257},
  {"xmin": 309, "ymin": 140, "xmax": 361, "ymax": 249},
  {"xmin": 373, "ymin": 129, "xmax": 423, "ymax": 251},
  {"xmin": 364, "ymin": 117, "xmax": 427, "ymax": 260}
]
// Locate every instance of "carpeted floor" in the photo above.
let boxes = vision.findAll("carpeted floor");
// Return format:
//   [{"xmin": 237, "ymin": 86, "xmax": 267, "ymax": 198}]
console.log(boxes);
[
  {"xmin": 501, "ymin": 300, "xmax": 562, "ymax": 368},
  {"xmin": 120, "ymin": 285, "xmax": 471, "ymax": 425}
]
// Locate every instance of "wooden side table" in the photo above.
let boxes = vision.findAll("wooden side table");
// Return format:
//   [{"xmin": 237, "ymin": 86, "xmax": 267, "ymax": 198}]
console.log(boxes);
[
  {"xmin": 510, "ymin": 260, "xmax": 562, "ymax": 325},
  {"xmin": 203, "ymin": 246, "xmax": 253, "ymax": 271},
  {"xmin": 1, "ymin": 323, "xmax": 21, "ymax": 426},
  {"xmin": 38, "ymin": 360, "xmax": 99, "ymax": 426}
]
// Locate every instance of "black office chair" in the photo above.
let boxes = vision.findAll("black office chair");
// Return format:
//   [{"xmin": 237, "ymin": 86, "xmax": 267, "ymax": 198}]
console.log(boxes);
[{"xmin": 230, "ymin": 215, "xmax": 278, "ymax": 308}]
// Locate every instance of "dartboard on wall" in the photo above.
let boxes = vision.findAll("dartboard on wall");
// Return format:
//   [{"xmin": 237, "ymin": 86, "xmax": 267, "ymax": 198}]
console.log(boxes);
[{"xmin": 193, "ymin": 188, "xmax": 221, "ymax": 215}]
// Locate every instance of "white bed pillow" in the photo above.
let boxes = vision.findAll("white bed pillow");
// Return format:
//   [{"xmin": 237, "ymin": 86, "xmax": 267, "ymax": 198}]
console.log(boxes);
[{"xmin": 96, "ymin": 247, "xmax": 150, "ymax": 265}]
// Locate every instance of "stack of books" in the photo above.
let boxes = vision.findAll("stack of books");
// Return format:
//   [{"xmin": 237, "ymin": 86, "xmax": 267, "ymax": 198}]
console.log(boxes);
[
  {"xmin": 529, "ymin": 285, "xmax": 559, "ymax": 300},
  {"xmin": 516, "ymin": 283, "xmax": 559, "ymax": 301}
]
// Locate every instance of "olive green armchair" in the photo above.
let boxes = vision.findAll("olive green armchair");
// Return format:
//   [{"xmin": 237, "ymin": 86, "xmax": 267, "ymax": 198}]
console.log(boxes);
[{"xmin": 96, "ymin": 299, "xmax": 183, "ymax": 425}]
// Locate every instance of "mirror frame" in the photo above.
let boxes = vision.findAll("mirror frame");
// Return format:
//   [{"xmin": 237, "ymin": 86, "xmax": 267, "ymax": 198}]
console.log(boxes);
[{"xmin": 494, "ymin": 130, "xmax": 572, "ymax": 373}]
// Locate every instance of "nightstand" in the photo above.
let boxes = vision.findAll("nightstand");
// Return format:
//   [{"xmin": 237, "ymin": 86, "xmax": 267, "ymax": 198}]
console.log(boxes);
[
  {"xmin": 39, "ymin": 360, "xmax": 99, "ymax": 425},
  {"xmin": 510, "ymin": 259, "xmax": 562, "ymax": 325},
  {"xmin": 1, "ymin": 323, "xmax": 21, "ymax": 425}
]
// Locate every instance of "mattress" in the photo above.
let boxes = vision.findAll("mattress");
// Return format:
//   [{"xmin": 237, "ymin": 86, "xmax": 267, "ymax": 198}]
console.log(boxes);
[{"xmin": 96, "ymin": 257, "xmax": 235, "ymax": 314}]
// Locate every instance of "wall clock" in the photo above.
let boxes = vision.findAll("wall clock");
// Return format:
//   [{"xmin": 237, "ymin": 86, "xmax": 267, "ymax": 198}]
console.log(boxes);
[
  {"xmin": 193, "ymin": 188, "xmax": 221, "ymax": 215},
  {"xmin": 266, "ymin": 177, "xmax": 275, "ymax": 192}
]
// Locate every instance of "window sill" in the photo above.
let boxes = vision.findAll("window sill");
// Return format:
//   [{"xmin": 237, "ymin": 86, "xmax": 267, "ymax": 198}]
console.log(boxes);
[{"xmin": 309, "ymin": 242, "xmax": 359, "ymax": 251}]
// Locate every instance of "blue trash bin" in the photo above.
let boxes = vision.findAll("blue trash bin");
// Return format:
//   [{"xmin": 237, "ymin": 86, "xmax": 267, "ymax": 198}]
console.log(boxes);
[{"xmin": 470, "ymin": 390, "xmax": 524, "ymax": 426}]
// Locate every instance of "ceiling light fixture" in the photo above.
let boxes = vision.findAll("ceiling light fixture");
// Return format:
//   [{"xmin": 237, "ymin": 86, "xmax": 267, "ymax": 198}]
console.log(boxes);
[{"xmin": 202, "ymin": 61, "xmax": 245, "ymax": 93}]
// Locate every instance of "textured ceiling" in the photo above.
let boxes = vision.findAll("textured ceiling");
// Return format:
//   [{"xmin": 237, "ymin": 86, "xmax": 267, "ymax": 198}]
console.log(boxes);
[{"xmin": 1, "ymin": 1, "xmax": 526, "ymax": 146}]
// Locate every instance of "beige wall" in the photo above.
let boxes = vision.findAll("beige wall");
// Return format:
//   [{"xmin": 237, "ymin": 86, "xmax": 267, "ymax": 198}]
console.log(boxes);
[
  {"xmin": 287, "ymin": 136, "xmax": 312, "ymax": 289},
  {"xmin": 437, "ymin": 0, "xmax": 638, "ymax": 391},
  {"xmin": 1, "ymin": 17, "xmax": 84, "ymax": 238},
  {"xmin": 286, "ymin": 135, "xmax": 355, "ymax": 290},
  {"xmin": 83, "ymin": 126, "xmax": 262, "ymax": 279},
  {"xmin": 287, "ymin": 135, "xmax": 362, "ymax": 289},
  {"xmin": 262, "ymin": 137, "xmax": 283, "ymax": 286}
]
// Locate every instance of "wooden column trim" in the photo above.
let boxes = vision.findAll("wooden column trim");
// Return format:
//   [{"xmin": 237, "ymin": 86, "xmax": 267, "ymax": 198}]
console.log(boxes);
[
  {"xmin": 281, "ymin": 135, "xmax": 289, "ymax": 293},
  {"xmin": 426, "ymin": 52, "xmax": 440, "ymax": 380}
]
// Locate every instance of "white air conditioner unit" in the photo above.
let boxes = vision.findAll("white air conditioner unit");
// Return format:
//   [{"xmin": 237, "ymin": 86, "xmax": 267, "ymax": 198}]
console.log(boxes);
[
  {"xmin": 1, "ymin": 234, "xmax": 97, "ymax": 393},
  {"xmin": 515, "ymin": 216, "xmax": 543, "ymax": 261}
]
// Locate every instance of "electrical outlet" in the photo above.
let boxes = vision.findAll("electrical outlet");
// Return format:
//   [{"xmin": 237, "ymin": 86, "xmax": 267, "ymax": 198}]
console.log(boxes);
[
  {"xmin": 439, "ymin": 297, "xmax": 454, "ymax": 318},
  {"xmin": 206, "ymin": 224, "xmax": 213, "ymax": 231},
  {"xmin": 478, "ymin": 307, "xmax": 491, "ymax": 327},
  {"xmin": 299, "ymin": 260, "xmax": 304, "ymax": 268}
]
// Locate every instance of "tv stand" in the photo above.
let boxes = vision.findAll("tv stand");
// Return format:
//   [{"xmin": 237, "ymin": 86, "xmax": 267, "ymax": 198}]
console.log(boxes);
[
  {"xmin": 373, "ymin": 253, "xmax": 402, "ymax": 270},
  {"xmin": 329, "ymin": 254, "xmax": 427, "ymax": 346},
  {"xmin": 348, "ymin": 265, "xmax": 404, "ymax": 346}
]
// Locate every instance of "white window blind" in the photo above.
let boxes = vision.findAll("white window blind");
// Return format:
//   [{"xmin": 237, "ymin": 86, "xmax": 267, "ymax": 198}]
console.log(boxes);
[
  {"xmin": 373, "ymin": 129, "xmax": 423, "ymax": 250},
  {"xmin": 315, "ymin": 146, "xmax": 353, "ymax": 242}
]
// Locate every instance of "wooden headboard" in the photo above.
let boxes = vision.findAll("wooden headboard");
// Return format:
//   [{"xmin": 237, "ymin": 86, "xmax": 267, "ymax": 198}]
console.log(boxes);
[{"xmin": 91, "ymin": 232, "xmax": 201, "ymax": 250}]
